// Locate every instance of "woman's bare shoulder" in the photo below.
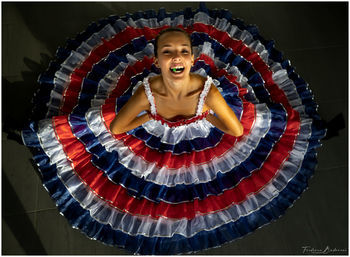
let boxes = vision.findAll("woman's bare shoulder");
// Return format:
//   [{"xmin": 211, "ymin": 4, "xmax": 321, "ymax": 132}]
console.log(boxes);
[
  {"xmin": 131, "ymin": 83, "xmax": 151, "ymax": 109},
  {"xmin": 206, "ymin": 82, "xmax": 221, "ymax": 102},
  {"xmin": 191, "ymin": 73, "xmax": 207, "ymax": 85}
]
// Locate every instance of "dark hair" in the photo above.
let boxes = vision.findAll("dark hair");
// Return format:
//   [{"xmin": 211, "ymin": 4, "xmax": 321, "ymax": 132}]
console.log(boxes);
[{"xmin": 154, "ymin": 27, "xmax": 193, "ymax": 57}]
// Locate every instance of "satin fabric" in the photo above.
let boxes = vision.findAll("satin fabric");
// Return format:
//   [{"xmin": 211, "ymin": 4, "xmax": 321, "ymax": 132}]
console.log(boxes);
[{"xmin": 22, "ymin": 3, "xmax": 326, "ymax": 255}]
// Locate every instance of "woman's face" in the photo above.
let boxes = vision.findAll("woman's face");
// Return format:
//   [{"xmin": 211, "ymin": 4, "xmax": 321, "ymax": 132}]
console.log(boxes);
[{"xmin": 154, "ymin": 31, "xmax": 194, "ymax": 80}]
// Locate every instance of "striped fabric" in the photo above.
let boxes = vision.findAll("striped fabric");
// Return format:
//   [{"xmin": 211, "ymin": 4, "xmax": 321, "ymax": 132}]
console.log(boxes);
[{"xmin": 22, "ymin": 3, "xmax": 326, "ymax": 254}]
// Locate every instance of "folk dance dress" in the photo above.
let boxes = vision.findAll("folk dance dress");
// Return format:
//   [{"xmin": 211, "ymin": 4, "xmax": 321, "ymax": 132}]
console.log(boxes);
[{"xmin": 22, "ymin": 4, "xmax": 326, "ymax": 255}]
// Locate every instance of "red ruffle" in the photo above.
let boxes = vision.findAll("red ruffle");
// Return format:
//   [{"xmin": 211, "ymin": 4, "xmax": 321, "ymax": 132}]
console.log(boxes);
[
  {"xmin": 59, "ymin": 23, "xmax": 255, "ymax": 115},
  {"xmin": 150, "ymin": 110, "xmax": 211, "ymax": 127},
  {"xmin": 53, "ymin": 108, "xmax": 300, "ymax": 220},
  {"xmin": 101, "ymin": 101, "xmax": 253, "ymax": 169},
  {"xmin": 95, "ymin": 52, "xmax": 253, "ymax": 169},
  {"xmin": 60, "ymin": 26, "xmax": 167, "ymax": 114},
  {"xmin": 59, "ymin": 23, "xmax": 285, "ymax": 115},
  {"xmin": 50, "ymin": 23, "xmax": 301, "ymax": 220}
]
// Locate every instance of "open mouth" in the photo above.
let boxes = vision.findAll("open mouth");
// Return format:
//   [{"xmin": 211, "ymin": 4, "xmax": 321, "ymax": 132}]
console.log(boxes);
[{"xmin": 169, "ymin": 66, "xmax": 185, "ymax": 74}]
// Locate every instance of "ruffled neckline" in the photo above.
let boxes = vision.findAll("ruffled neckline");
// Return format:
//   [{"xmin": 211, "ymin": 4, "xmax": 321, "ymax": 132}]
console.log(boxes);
[
  {"xmin": 150, "ymin": 110, "xmax": 211, "ymax": 127},
  {"xmin": 143, "ymin": 75, "xmax": 213, "ymax": 127}
]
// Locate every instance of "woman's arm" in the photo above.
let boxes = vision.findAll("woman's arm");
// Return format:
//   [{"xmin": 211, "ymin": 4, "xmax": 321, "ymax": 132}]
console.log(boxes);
[
  {"xmin": 110, "ymin": 85, "xmax": 151, "ymax": 134},
  {"xmin": 205, "ymin": 85, "xmax": 244, "ymax": 137}
]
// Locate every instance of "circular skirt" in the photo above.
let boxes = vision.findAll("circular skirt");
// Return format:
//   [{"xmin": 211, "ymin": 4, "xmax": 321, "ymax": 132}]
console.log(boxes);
[{"xmin": 22, "ymin": 3, "xmax": 326, "ymax": 255}]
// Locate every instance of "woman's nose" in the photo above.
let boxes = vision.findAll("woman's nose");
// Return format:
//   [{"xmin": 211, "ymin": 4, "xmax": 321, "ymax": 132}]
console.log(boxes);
[{"xmin": 172, "ymin": 54, "xmax": 181, "ymax": 62}]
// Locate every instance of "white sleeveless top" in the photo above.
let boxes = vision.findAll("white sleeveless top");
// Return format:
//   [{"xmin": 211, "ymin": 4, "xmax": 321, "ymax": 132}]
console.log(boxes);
[
  {"xmin": 140, "ymin": 75, "xmax": 215, "ymax": 144},
  {"xmin": 143, "ymin": 75, "xmax": 214, "ymax": 118}
]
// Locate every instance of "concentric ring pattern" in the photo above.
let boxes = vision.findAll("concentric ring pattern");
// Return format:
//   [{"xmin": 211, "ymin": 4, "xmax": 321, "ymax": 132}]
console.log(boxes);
[{"xmin": 22, "ymin": 4, "xmax": 326, "ymax": 255}]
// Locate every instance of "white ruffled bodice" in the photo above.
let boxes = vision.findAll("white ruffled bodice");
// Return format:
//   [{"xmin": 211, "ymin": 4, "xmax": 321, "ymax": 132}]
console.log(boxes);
[{"xmin": 139, "ymin": 75, "xmax": 215, "ymax": 144}]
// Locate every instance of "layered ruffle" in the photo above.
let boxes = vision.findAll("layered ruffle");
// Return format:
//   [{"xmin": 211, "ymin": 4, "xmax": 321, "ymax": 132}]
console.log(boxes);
[
  {"xmin": 23, "ymin": 119, "xmax": 319, "ymax": 254},
  {"xmin": 22, "ymin": 3, "xmax": 326, "ymax": 255}
]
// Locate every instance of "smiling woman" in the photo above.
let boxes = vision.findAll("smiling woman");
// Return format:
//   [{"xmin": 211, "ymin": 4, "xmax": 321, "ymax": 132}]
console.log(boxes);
[
  {"xmin": 154, "ymin": 29, "xmax": 194, "ymax": 79},
  {"xmin": 154, "ymin": 27, "xmax": 193, "ymax": 55},
  {"xmin": 20, "ymin": 3, "xmax": 328, "ymax": 255},
  {"xmin": 110, "ymin": 27, "xmax": 244, "ymax": 136}
]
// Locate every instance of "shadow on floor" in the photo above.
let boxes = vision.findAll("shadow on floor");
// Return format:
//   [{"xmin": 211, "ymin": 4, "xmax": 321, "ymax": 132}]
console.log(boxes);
[
  {"xmin": 2, "ymin": 171, "xmax": 47, "ymax": 254},
  {"xmin": 2, "ymin": 54, "xmax": 51, "ymax": 144},
  {"xmin": 14, "ymin": 2, "xmax": 113, "ymax": 55}
]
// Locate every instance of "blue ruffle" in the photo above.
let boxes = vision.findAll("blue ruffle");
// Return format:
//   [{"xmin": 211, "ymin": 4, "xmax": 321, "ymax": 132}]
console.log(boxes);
[
  {"xmin": 69, "ymin": 33, "xmax": 255, "ymax": 119},
  {"xmin": 73, "ymin": 31, "xmax": 262, "ymax": 116},
  {"xmin": 130, "ymin": 126, "xmax": 224, "ymax": 154},
  {"xmin": 67, "ymin": 100, "xmax": 286, "ymax": 203},
  {"xmin": 32, "ymin": 3, "xmax": 318, "ymax": 126},
  {"xmin": 22, "ymin": 3, "xmax": 327, "ymax": 254},
  {"xmin": 22, "ymin": 121, "xmax": 318, "ymax": 255}
]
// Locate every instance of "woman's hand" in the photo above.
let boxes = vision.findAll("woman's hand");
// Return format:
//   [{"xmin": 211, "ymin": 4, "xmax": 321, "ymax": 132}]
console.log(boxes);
[
  {"xmin": 109, "ymin": 85, "xmax": 151, "ymax": 134},
  {"xmin": 205, "ymin": 85, "xmax": 244, "ymax": 137}
]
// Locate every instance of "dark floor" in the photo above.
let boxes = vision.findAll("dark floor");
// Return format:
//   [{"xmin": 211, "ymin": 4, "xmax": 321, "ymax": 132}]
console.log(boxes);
[{"xmin": 2, "ymin": 2, "xmax": 348, "ymax": 255}]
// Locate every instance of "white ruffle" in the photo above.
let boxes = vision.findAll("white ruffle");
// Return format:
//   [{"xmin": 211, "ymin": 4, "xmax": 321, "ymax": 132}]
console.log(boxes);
[
  {"xmin": 138, "ymin": 74, "xmax": 239, "ymax": 145},
  {"xmin": 142, "ymin": 76, "xmax": 157, "ymax": 115},
  {"xmin": 28, "ymin": 7, "xmax": 321, "ymax": 245},
  {"xmin": 142, "ymin": 118, "xmax": 214, "ymax": 144},
  {"xmin": 102, "ymin": 11, "xmax": 316, "ymax": 176},
  {"xmin": 52, "ymin": 38, "xmax": 312, "ymax": 189},
  {"xmin": 92, "ymin": 42, "xmax": 155, "ymax": 108},
  {"xmin": 271, "ymin": 68, "xmax": 310, "ymax": 118},
  {"xmin": 131, "ymin": 72, "xmax": 157, "ymax": 96},
  {"xmin": 195, "ymin": 76, "xmax": 212, "ymax": 116},
  {"xmin": 37, "ymin": 5, "xmax": 315, "ymax": 188},
  {"xmin": 46, "ymin": 23, "xmax": 118, "ymax": 117},
  {"xmin": 43, "ymin": 10, "xmax": 274, "ymax": 118},
  {"xmin": 86, "ymin": 101, "xmax": 271, "ymax": 187},
  {"xmin": 35, "ymin": 114, "xmax": 312, "ymax": 238},
  {"xmin": 195, "ymin": 39, "xmax": 313, "ymax": 126},
  {"xmin": 142, "ymin": 75, "xmax": 213, "ymax": 119}
]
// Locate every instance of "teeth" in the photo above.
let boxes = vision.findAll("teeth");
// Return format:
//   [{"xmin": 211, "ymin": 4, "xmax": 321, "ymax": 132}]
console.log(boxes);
[{"xmin": 170, "ymin": 67, "xmax": 185, "ymax": 73}]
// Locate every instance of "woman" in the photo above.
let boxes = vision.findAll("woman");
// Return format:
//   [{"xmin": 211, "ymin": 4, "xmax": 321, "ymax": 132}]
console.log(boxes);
[
  {"xmin": 21, "ymin": 5, "xmax": 326, "ymax": 254},
  {"xmin": 110, "ymin": 27, "xmax": 244, "ymax": 137}
]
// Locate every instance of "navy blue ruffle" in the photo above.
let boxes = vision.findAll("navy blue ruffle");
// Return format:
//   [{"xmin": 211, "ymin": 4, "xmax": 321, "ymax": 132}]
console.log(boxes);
[
  {"xmin": 22, "ymin": 121, "xmax": 318, "ymax": 255},
  {"xmin": 68, "ymin": 100, "xmax": 286, "ymax": 203},
  {"xmin": 31, "ymin": 3, "xmax": 321, "ymax": 127},
  {"xmin": 21, "ymin": 2, "xmax": 327, "ymax": 255}
]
